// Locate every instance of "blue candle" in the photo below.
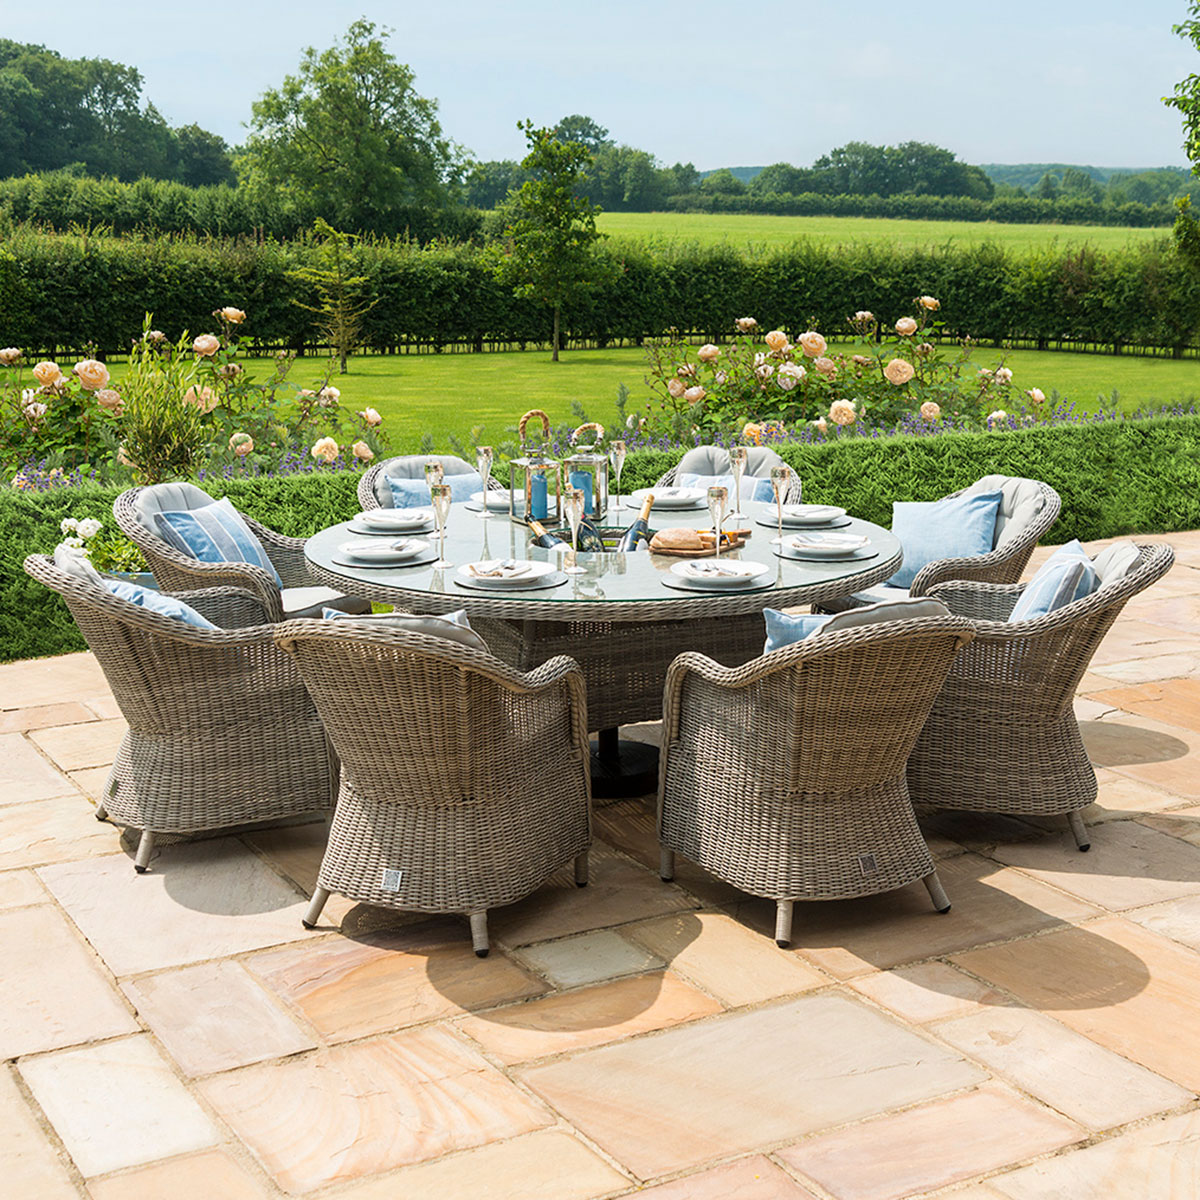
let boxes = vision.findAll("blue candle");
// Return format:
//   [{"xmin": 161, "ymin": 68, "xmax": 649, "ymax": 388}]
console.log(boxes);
[
  {"xmin": 569, "ymin": 469, "xmax": 593, "ymax": 517},
  {"xmin": 530, "ymin": 471, "xmax": 548, "ymax": 519}
]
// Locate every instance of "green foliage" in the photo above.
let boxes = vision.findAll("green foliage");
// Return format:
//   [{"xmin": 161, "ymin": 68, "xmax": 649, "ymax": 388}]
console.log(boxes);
[
  {"xmin": 237, "ymin": 19, "xmax": 461, "ymax": 233},
  {"xmin": 1166, "ymin": 3, "xmax": 1200, "ymax": 174}
]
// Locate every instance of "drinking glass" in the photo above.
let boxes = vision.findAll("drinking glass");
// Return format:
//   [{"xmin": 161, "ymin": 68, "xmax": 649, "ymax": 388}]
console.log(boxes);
[
  {"xmin": 475, "ymin": 445, "xmax": 493, "ymax": 519},
  {"xmin": 430, "ymin": 484, "xmax": 453, "ymax": 567},
  {"xmin": 729, "ymin": 446, "xmax": 748, "ymax": 520},
  {"xmin": 609, "ymin": 439, "xmax": 626, "ymax": 510},
  {"xmin": 707, "ymin": 485, "xmax": 728, "ymax": 561},
  {"xmin": 424, "ymin": 460, "xmax": 444, "ymax": 493},
  {"xmin": 770, "ymin": 465, "xmax": 791, "ymax": 545},
  {"xmin": 564, "ymin": 487, "xmax": 586, "ymax": 574}
]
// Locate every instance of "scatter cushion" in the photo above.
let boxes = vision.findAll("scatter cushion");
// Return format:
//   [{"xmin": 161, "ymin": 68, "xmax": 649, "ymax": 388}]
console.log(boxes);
[
  {"xmin": 677, "ymin": 472, "xmax": 776, "ymax": 504},
  {"xmin": 105, "ymin": 579, "xmax": 217, "ymax": 629},
  {"xmin": 153, "ymin": 497, "xmax": 282, "ymax": 587},
  {"xmin": 823, "ymin": 597, "xmax": 951, "ymax": 635},
  {"xmin": 53, "ymin": 543, "xmax": 106, "ymax": 587},
  {"xmin": 886, "ymin": 490, "xmax": 1003, "ymax": 589},
  {"xmin": 763, "ymin": 610, "xmax": 831, "ymax": 653},
  {"xmin": 321, "ymin": 607, "xmax": 488, "ymax": 652},
  {"xmin": 1091, "ymin": 540, "xmax": 1141, "ymax": 586},
  {"xmin": 386, "ymin": 472, "xmax": 482, "ymax": 508},
  {"xmin": 1008, "ymin": 540, "xmax": 1099, "ymax": 622},
  {"xmin": 961, "ymin": 475, "xmax": 1047, "ymax": 549}
]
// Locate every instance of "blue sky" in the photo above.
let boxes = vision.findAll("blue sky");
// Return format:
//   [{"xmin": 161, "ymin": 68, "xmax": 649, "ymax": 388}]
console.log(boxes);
[{"xmin": 5, "ymin": 0, "xmax": 1197, "ymax": 169}]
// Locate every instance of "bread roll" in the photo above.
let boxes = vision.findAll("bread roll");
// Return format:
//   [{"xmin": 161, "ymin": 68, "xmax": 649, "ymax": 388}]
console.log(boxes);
[{"xmin": 650, "ymin": 527, "xmax": 705, "ymax": 551}]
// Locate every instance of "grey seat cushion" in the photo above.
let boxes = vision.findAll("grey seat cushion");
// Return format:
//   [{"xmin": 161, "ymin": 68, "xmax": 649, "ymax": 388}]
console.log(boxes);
[
  {"xmin": 324, "ymin": 608, "xmax": 489, "ymax": 653},
  {"xmin": 823, "ymin": 596, "xmax": 950, "ymax": 635},
  {"xmin": 672, "ymin": 445, "xmax": 788, "ymax": 479},
  {"xmin": 372, "ymin": 455, "xmax": 477, "ymax": 507},
  {"xmin": 1091, "ymin": 540, "xmax": 1141, "ymax": 585},
  {"xmin": 54, "ymin": 543, "xmax": 106, "ymax": 587},
  {"xmin": 283, "ymin": 587, "xmax": 371, "ymax": 620},
  {"xmin": 128, "ymin": 482, "xmax": 218, "ymax": 539},
  {"xmin": 960, "ymin": 475, "xmax": 1047, "ymax": 549}
]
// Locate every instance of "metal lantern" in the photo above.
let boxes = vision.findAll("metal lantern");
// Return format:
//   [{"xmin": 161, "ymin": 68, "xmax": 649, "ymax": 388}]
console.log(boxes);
[
  {"xmin": 508, "ymin": 408, "xmax": 561, "ymax": 525},
  {"xmin": 563, "ymin": 422, "xmax": 609, "ymax": 523}
]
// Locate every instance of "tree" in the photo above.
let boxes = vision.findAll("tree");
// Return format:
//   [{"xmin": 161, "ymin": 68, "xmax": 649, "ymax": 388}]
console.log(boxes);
[
  {"xmin": 700, "ymin": 168, "xmax": 747, "ymax": 196},
  {"xmin": 553, "ymin": 114, "xmax": 610, "ymax": 151},
  {"xmin": 1165, "ymin": 4, "xmax": 1200, "ymax": 267},
  {"xmin": 238, "ymin": 19, "xmax": 461, "ymax": 231},
  {"xmin": 1033, "ymin": 172, "xmax": 1060, "ymax": 201},
  {"xmin": 491, "ymin": 120, "xmax": 605, "ymax": 362},
  {"xmin": 174, "ymin": 124, "xmax": 235, "ymax": 187}
]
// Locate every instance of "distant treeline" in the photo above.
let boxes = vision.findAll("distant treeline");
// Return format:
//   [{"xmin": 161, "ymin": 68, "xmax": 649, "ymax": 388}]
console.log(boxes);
[{"xmin": 2, "ymin": 226, "xmax": 1196, "ymax": 358}]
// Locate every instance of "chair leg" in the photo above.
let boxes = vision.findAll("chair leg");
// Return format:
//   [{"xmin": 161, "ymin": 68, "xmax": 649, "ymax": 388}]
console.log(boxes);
[
  {"xmin": 302, "ymin": 887, "xmax": 330, "ymax": 929},
  {"xmin": 659, "ymin": 847, "xmax": 675, "ymax": 882},
  {"xmin": 923, "ymin": 870, "xmax": 952, "ymax": 914},
  {"xmin": 95, "ymin": 804, "xmax": 107, "ymax": 821},
  {"xmin": 774, "ymin": 900, "xmax": 794, "ymax": 948},
  {"xmin": 133, "ymin": 831, "xmax": 155, "ymax": 873},
  {"xmin": 469, "ymin": 910, "xmax": 489, "ymax": 958},
  {"xmin": 1068, "ymin": 811, "xmax": 1091, "ymax": 852},
  {"xmin": 574, "ymin": 851, "xmax": 589, "ymax": 888}
]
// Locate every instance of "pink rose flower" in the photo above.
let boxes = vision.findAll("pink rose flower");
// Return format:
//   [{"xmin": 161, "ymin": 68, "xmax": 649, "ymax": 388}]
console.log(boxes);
[
  {"xmin": 310, "ymin": 436, "xmax": 339, "ymax": 463},
  {"xmin": 798, "ymin": 331, "xmax": 827, "ymax": 358},
  {"xmin": 359, "ymin": 407, "xmax": 382, "ymax": 426},
  {"xmin": 192, "ymin": 334, "xmax": 220, "ymax": 357},
  {"xmin": 73, "ymin": 359, "xmax": 109, "ymax": 391},
  {"xmin": 895, "ymin": 317, "xmax": 918, "ymax": 337},
  {"xmin": 33, "ymin": 361, "xmax": 61, "ymax": 387},
  {"xmin": 676, "ymin": 363, "xmax": 696, "ymax": 378},
  {"xmin": 697, "ymin": 343, "xmax": 720, "ymax": 363},
  {"xmin": 884, "ymin": 358, "xmax": 915, "ymax": 386},
  {"xmin": 851, "ymin": 354, "xmax": 873, "ymax": 367},
  {"xmin": 351, "ymin": 440, "xmax": 374, "ymax": 461}
]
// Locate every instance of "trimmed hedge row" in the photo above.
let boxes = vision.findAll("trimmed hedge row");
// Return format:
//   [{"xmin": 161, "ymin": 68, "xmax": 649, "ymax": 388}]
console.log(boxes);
[
  {"xmin": 3, "ymin": 227, "xmax": 1199, "ymax": 356},
  {"xmin": 5, "ymin": 415, "xmax": 1198, "ymax": 663}
]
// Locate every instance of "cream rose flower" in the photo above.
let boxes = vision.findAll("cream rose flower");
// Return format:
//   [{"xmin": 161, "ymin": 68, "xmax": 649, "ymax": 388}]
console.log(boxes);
[
  {"xmin": 192, "ymin": 334, "xmax": 220, "ymax": 357},
  {"xmin": 116, "ymin": 444, "xmax": 136, "ymax": 467},
  {"xmin": 317, "ymin": 386, "xmax": 341, "ymax": 406},
  {"xmin": 854, "ymin": 310, "xmax": 874, "ymax": 323},
  {"xmin": 74, "ymin": 359, "xmax": 109, "ymax": 391},
  {"xmin": 735, "ymin": 316, "xmax": 758, "ymax": 333},
  {"xmin": 23, "ymin": 401, "xmax": 47, "ymax": 421},
  {"xmin": 765, "ymin": 329, "xmax": 789, "ymax": 352},
  {"xmin": 918, "ymin": 295, "xmax": 940, "ymax": 311},
  {"xmin": 813, "ymin": 416, "xmax": 829, "ymax": 434},
  {"xmin": 986, "ymin": 410, "xmax": 1008, "ymax": 427},
  {"xmin": 219, "ymin": 306, "xmax": 246, "ymax": 324},
  {"xmin": 298, "ymin": 388, "xmax": 316, "ymax": 400},
  {"xmin": 755, "ymin": 362, "xmax": 774, "ymax": 381},
  {"xmin": 666, "ymin": 377, "xmax": 686, "ymax": 398},
  {"xmin": 183, "ymin": 385, "xmax": 218, "ymax": 413},
  {"xmin": 829, "ymin": 399, "xmax": 857, "ymax": 426},
  {"xmin": 1027, "ymin": 387, "xmax": 1046, "ymax": 404},
  {"xmin": 995, "ymin": 367, "xmax": 1013, "ymax": 384},
  {"xmin": 776, "ymin": 362, "xmax": 806, "ymax": 391},
  {"xmin": 351, "ymin": 440, "xmax": 374, "ymax": 461},
  {"xmin": 0, "ymin": 347, "xmax": 21, "ymax": 365},
  {"xmin": 359, "ymin": 407, "xmax": 382, "ymax": 426},
  {"xmin": 310, "ymin": 437, "xmax": 340, "ymax": 463},
  {"xmin": 676, "ymin": 363, "xmax": 696, "ymax": 379},
  {"xmin": 33, "ymin": 361, "xmax": 61, "ymax": 387},
  {"xmin": 978, "ymin": 367, "xmax": 994, "ymax": 380},
  {"xmin": 217, "ymin": 363, "xmax": 243, "ymax": 380},
  {"xmin": 95, "ymin": 388, "xmax": 123, "ymax": 415},
  {"xmin": 895, "ymin": 317, "xmax": 918, "ymax": 337},
  {"xmin": 798, "ymin": 331, "xmax": 827, "ymax": 358},
  {"xmin": 916, "ymin": 342, "xmax": 934, "ymax": 357},
  {"xmin": 851, "ymin": 354, "xmax": 873, "ymax": 367},
  {"xmin": 683, "ymin": 385, "xmax": 706, "ymax": 404},
  {"xmin": 697, "ymin": 343, "xmax": 720, "ymax": 363},
  {"xmin": 742, "ymin": 421, "xmax": 763, "ymax": 444},
  {"xmin": 229, "ymin": 432, "xmax": 254, "ymax": 457},
  {"xmin": 813, "ymin": 356, "xmax": 837, "ymax": 378},
  {"xmin": 713, "ymin": 370, "xmax": 728, "ymax": 385},
  {"xmin": 919, "ymin": 401, "xmax": 942, "ymax": 421},
  {"xmin": 883, "ymin": 358, "xmax": 915, "ymax": 386}
]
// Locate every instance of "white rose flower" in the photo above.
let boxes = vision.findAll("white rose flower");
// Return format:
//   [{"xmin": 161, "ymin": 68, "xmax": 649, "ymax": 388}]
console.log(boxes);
[
  {"xmin": 60, "ymin": 517, "xmax": 78, "ymax": 534},
  {"xmin": 77, "ymin": 517, "xmax": 102, "ymax": 539}
]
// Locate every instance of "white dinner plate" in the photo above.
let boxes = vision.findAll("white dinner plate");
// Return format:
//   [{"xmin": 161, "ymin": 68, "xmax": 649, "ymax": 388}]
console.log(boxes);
[
  {"xmin": 338, "ymin": 538, "xmax": 430, "ymax": 563},
  {"xmin": 457, "ymin": 559, "xmax": 559, "ymax": 588},
  {"xmin": 629, "ymin": 486, "xmax": 706, "ymax": 511},
  {"xmin": 356, "ymin": 508, "xmax": 434, "ymax": 530},
  {"xmin": 669, "ymin": 559, "xmax": 771, "ymax": 587},
  {"xmin": 470, "ymin": 490, "xmax": 514, "ymax": 512},
  {"xmin": 781, "ymin": 532, "xmax": 870, "ymax": 559},
  {"xmin": 778, "ymin": 503, "xmax": 847, "ymax": 526}
]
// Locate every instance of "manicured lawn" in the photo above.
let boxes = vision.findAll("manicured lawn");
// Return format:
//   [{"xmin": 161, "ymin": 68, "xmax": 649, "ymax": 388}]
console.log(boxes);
[
  {"xmin": 227, "ymin": 344, "xmax": 1199, "ymax": 451},
  {"xmin": 595, "ymin": 211, "xmax": 1168, "ymax": 254}
]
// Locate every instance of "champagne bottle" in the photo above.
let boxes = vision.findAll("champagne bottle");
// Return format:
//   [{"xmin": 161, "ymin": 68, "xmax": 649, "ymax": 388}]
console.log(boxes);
[
  {"xmin": 528, "ymin": 519, "xmax": 566, "ymax": 549},
  {"xmin": 576, "ymin": 514, "xmax": 607, "ymax": 553},
  {"xmin": 616, "ymin": 493, "xmax": 655, "ymax": 552}
]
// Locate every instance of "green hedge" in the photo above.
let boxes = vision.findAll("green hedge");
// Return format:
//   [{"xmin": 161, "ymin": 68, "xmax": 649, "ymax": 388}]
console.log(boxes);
[
  {"xmin": 3, "ymin": 226, "xmax": 1199, "ymax": 357},
  {"xmin": 5, "ymin": 415, "xmax": 1198, "ymax": 663}
]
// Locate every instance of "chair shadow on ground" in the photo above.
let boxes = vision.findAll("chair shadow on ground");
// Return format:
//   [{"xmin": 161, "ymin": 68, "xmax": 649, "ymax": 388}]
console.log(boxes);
[{"xmin": 1080, "ymin": 718, "xmax": 1191, "ymax": 767}]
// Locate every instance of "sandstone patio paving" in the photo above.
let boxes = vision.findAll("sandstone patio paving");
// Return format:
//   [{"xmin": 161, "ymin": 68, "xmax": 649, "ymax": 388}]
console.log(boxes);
[
  {"xmin": 515, "ymin": 927, "xmax": 664, "ymax": 988},
  {"xmin": 0, "ymin": 795, "xmax": 118, "ymax": 869},
  {"xmin": 0, "ymin": 1066, "xmax": 79, "ymax": 1200},
  {"xmin": 0, "ymin": 731, "xmax": 81, "ymax": 805},
  {"xmin": 621, "ymin": 1156, "xmax": 821, "ymax": 1199},
  {"xmin": 29, "ymin": 719, "xmax": 127, "ymax": 773},
  {"xmin": 85, "ymin": 1150, "xmax": 269, "ymax": 1200},
  {"xmin": 848, "ymin": 960, "xmax": 1017, "ymax": 1024}
]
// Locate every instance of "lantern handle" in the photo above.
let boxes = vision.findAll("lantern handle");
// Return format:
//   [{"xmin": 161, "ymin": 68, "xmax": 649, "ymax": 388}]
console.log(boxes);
[
  {"xmin": 571, "ymin": 422, "xmax": 605, "ymax": 446},
  {"xmin": 518, "ymin": 409, "xmax": 551, "ymax": 443}
]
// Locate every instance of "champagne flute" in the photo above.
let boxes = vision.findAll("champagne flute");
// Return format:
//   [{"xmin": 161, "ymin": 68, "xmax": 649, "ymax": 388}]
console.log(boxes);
[
  {"xmin": 770, "ymin": 465, "xmax": 791, "ymax": 545},
  {"xmin": 564, "ymin": 487, "xmax": 586, "ymax": 574},
  {"xmin": 609, "ymin": 439, "xmax": 626, "ymax": 511},
  {"xmin": 475, "ymin": 445, "xmax": 493, "ymax": 519},
  {"xmin": 729, "ymin": 446, "xmax": 748, "ymax": 520},
  {"xmin": 430, "ymin": 483, "xmax": 452, "ymax": 567},
  {"xmin": 707, "ymin": 485, "xmax": 728, "ymax": 561}
]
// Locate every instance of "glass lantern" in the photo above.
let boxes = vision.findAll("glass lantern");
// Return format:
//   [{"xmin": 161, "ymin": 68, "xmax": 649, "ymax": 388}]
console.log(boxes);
[
  {"xmin": 563, "ymin": 422, "xmax": 609, "ymax": 523},
  {"xmin": 509, "ymin": 408, "xmax": 561, "ymax": 525}
]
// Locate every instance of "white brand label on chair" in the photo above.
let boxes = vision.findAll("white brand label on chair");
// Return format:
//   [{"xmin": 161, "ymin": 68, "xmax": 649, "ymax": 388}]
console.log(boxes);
[
  {"xmin": 858, "ymin": 853, "xmax": 879, "ymax": 876},
  {"xmin": 381, "ymin": 868, "xmax": 405, "ymax": 891}
]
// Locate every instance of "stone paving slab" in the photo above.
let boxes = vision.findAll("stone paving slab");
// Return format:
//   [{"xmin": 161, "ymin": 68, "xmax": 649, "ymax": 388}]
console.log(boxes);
[{"xmin": 0, "ymin": 529, "xmax": 1196, "ymax": 1198}]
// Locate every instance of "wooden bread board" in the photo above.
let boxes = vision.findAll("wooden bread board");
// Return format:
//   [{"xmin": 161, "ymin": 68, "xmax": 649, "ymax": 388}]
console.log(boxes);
[{"xmin": 649, "ymin": 530, "xmax": 750, "ymax": 558}]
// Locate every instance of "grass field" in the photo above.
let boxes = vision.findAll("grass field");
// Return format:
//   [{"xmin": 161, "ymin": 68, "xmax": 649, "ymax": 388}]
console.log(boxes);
[
  {"xmin": 227, "ymin": 345, "xmax": 1199, "ymax": 452},
  {"xmin": 595, "ymin": 212, "xmax": 1168, "ymax": 254}
]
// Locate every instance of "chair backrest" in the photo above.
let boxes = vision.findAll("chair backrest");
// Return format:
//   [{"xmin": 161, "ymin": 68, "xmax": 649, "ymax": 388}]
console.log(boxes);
[
  {"xmin": 671, "ymin": 445, "xmax": 788, "ymax": 479},
  {"xmin": 957, "ymin": 475, "xmax": 1058, "ymax": 550},
  {"xmin": 369, "ymin": 455, "xmax": 477, "ymax": 507},
  {"xmin": 120, "ymin": 481, "xmax": 218, "ymax": 541}
]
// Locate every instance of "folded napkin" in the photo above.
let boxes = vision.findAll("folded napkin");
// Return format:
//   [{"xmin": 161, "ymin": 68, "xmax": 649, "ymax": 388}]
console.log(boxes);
[
  {"xmin": 467, "ymin": 559, "xmax": 533, "ymax": 579},
  {"xmin": 360, "ymin": 508, "xmax": 432, "ymax": 527},
  {"xmin": 788, "ymin": 532, "xmax": 868, "ymax": 552}
]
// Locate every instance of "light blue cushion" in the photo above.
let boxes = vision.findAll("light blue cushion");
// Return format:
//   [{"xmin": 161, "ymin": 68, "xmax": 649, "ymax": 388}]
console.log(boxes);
[
  {"xmin": 887, "ymin": 490, "xmax": 1003, "ymax": 589},
  {"xmin": 1009, "ymin": 540, "xmax": 1099, "ymax": 622},
  {"xmin": 677, "ymin": 472, "xmax": 775, "ymax": 504},
  {"xmin": 763, "ymin": 609, "xmax": 831, "ymax": 653},
  {"xmin": 106, "ymin": 580, "xmax": 218, "ymax": 629},
  {"xmin": 387, "ymin": 472, "xmax": 481, "ymax": 507},
  {"xmin": 153, "ymin": 497, "xmax": 282, "ymax": 587}
]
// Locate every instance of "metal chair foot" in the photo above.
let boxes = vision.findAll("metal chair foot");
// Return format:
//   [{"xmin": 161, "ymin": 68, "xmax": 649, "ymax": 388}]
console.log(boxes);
[
  {"xmin": 94, "ymin": 804, "xmax": 107, "ymax": 821},
  {"xmin": 659, "ymin": 847, "xmax": 675, "ymax": 882},
  {"xmin": 469, "ymin": 910, "xmax": 489, "ymax": 957},
  {"xmin": 774, "ymin": 899, "xmax": 794, "ymax": 948},
  {"xmin": 1068, "ymin": 811, "xmax": 1091, "ymax": 852},
  {"xmin": 133, "ymin": 831, "xmax": 155, "ymax": 873},
  {"xmin": 574, "ymin": 851, "xmax": 589, "ymax": 888},
  {"xmin": 303, "ymin": 886, "xmax": 330, "ymax": 929},
  {"xmin": 923, "ymin": 870, "xmax": 952, "ymax": 914}
]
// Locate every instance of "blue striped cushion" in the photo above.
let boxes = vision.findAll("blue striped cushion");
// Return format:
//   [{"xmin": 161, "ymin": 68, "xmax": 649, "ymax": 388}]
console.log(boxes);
[
  {"xmin": 1009, "ymin": 540, "xmax": 1098, "ymax": 622},
  {"xmin": 153, "ymin": 497, "xmax": 282, "ymax": 587},
  {"xmin": 763, "ymin": 609, "xmax": 831, "ymax": 653},
  {"xmin": 387, "ymin": 472, "xmax": 481, "ymax": 507}
]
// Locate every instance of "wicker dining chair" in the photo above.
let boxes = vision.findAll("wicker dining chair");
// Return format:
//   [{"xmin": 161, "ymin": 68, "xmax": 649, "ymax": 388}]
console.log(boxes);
[
  {"xmin": 114, "ymin": 483, "xmax": 369, "ymax": 622},
  {"xmin": 654, "ymin": 445, "xmax": 803, "ymax": 504},
  {"xmin": 908, "ymin": 541, "xmax": 1175, "ymax": 851},
  {"xmin": 358, "ymin": 454, "xmax": 503, "ymax": 511},
  {"xmin": 24, "ymin": 553, "xmax": 338, "ymax": 873},
  {"xmin": 658, "ymin": 610, "xmax": 976, "ymax": 946},
  {"xmin": 272, "ymin": 617, "xmax": 592, "ymax": 956},
  {"xmin": 818, "ymin": 475, "xmax": 1062, "ymax": 613}
]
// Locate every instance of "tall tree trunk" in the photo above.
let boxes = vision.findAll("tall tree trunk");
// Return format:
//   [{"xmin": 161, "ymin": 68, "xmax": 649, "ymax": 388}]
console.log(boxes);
[{"xmin": 552, "ymin": 304, "xmax": 560, "ymax": 362}]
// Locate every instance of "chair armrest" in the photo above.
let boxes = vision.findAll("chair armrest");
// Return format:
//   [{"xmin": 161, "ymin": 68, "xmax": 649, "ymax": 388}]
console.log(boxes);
[
  {"xmin": 911, "ymin": 547, "xmax": 1030, "ymax": 595},
  {"xmin": 926, "ymin": 580, "xmax": 1025, "ymax": 621},
  {"xmin": 177, "ymin": 587, "xmax": 277, "ymax": 630},
  {"xmin": 239, "ymin": 515, "xmax": 312, "ymax": 589}
]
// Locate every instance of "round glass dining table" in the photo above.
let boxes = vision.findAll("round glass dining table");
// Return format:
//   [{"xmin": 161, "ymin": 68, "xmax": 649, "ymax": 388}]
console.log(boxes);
[{"xmin": 305, "ymin": 500, "xmax": 902, "ymax": 795}]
